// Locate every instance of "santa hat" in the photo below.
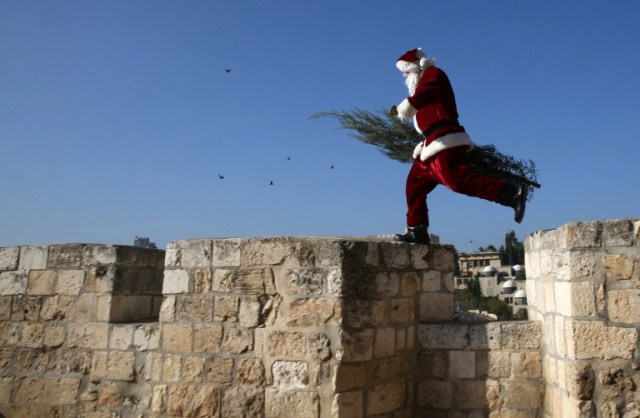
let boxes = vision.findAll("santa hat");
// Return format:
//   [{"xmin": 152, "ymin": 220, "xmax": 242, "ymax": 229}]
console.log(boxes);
[{"xmin": 396, "ymin": 48, "xmax": 435, "ymax": 73}]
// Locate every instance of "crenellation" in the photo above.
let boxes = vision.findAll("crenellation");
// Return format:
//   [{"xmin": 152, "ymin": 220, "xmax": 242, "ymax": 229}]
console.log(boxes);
[{"xmin": 5, "ymin": 224, "xmax": 639, "ymax": 416}]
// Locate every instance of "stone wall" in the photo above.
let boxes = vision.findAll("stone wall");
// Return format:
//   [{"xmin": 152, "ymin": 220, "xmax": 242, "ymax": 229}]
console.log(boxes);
[
  {"xmin": 526, "ymin": 219, "xmax": 640, "ymax": 417},
  {"xmin": 0, "ymin": 237, "xmax": 545, "ymax": 417}
]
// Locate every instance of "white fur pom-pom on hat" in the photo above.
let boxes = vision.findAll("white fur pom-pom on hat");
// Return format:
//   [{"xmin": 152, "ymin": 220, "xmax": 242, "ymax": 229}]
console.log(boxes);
[{"xmin": 396, "ymin": 47, "xmax": 435, "ymax": 73}]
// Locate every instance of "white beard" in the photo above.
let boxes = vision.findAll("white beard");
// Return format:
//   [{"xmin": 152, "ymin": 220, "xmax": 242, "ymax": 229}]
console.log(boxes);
[{"xmin": 404, "ymin": 71, "xmax": 420, "ymax": 96}]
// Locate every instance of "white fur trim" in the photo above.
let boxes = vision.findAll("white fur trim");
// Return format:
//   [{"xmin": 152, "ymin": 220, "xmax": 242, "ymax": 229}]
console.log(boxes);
[
  {"xmin": 396, "ymin": 61, "xmax": 420, "ymax": 73},
  {"xmin": 412, "ymin": 141, "xmax": 424, "ymax": 159},
  {"xmin": 396, "ymin": 98, "xmax": 417, "ymax": 122},
  {"xmin": 419, "ymin": 132, "xmax": 475, "ymax": 161}
]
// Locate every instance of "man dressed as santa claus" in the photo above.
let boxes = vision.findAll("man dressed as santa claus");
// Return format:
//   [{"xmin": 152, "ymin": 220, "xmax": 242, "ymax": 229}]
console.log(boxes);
[{"xmin": 392, "ymin": 47, "xmax": 527, "ymax": 245}]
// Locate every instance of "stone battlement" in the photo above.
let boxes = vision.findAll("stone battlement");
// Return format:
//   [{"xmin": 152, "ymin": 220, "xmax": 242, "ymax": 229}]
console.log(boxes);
[{"xmin": 5, "ymin": 220, "xmax": 636, "ymax": 418}]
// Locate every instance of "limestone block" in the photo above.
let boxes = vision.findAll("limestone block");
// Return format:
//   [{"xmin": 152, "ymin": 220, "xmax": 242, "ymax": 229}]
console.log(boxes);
[
  {"xmin": 212, "ymin": 238, "xmax": 241, "ymax": 267},
  {"xmin": 566, "ymin": 363, "xmax": 595, "ymax": 401},
  {"xmin": 159, "ymin": 295, "xmax": 176, "ymax": 322},
  {"xmin": 40, "ymin": 295, "xmax": 74, "ymax": 320},
  {"xmin": 556, "ymin": 221, "xmax": 603, "ymax": 250},
  {"xmin": 327, "ymin": 268, "xmax": 343, "ymax": 295},
  {"xmin": 422, "ymin": 270, "xmax": 441, "ymax": 292},
  {"xmin": 544, "ymin": 282, "xmax": 555, "ymax": 313},
  {"xmin": 499, "ymin": 322, "xmax": 541, "ymax": 350},
  {"xmin": 399, "ymin": 271, "xmax": 420, "ymax": 296},
  {"xmin": 163, "ymin": 354, "xmax": 182, "ymax": 382},
  {"xmin": 604, "ymin": 254, "xmax": 634, "ymax": 281},
  {"xmin": 419, "ymin": 292, "xmax": 453, "ymax": 321},
  {"xmin": 455, "ymin": 380, "xmax": 488, "ymax": 409},
  {"xmin": 82, "ymin": 245, "xmax": 117, "ymax": 266},
  {"xmin": 567, "ymin": 320, "xmax": 636, "ymax": 360},
  {"xmin": 603, "ymin": 219, "xmax": 635, "ymax": 247},
  {"xmin": 376, "ymin": 272, "xmax": 399, "ymax": 296},
  {"xmin": 396, "ymin": 328, "xmax": 407, "ymax": 351},
  {"xmin": 42, "ymin": 377, "xmax": 80, "ymax": 405},
  {"xmin": 512, "ymin": 352, "xmax": 542, "ymax": 379},
  {"xmin": 56, "ymin": 270, "xmax": 85, "ymax": 295},
  {"xmin": 239, "ymin": 298, "xmax": 261, "ymax": 327},
  {"xmin": 503, "ymin": 380, "xmax": 543, "ymax": 409},
  {"xmin": 419, "ymin": 324, "xmax": 468, "ymax": 350},
  {"xmin": 381, "ymin": 242, "xmax": 410, "ymax": 268},
  {"xmin": 178, "ymin": 240, "xmax": 212, "ymax": 269},
  {"xmin": 417, "ymin": 379, "xmax": 453, "ymax": 409},
  {"xmin": 242, "ymin": 238, "xmax": 293, "ymax": 266},
  {"xmin": 449, "ymin": 350, "xmax": 475, "ymax": 378},
  {"xmin": 167, "ymin": 383, "xmax": 221, "ymax": 417},
  {"xmin": 67, "ymin": 323, "xmax": 109, "ymax": 349},
  {"xmin": 373, "ymin": 356, "xmax": 411, "ymax": 380},
  {"xmin": 432, "ymin": 246, "xmax": 455, "ymax": 272},
  {"xmin": 469, "ymin": 322, "xmax": 500, "ymax": 350},
  {"xmin": 105, "ymin": 351, "xmax": 136, "ymax": 381},
  {"xmin": 163, "ymin": 269, "xmax": 189, "ymax": 294},
  {"xmin": 333, "ymin": 364, "xmax": 366, "ymax": 392},
  {"xmin": 343, "ymin": 299, "xmax": 386, "ymax": 328},
  {"xmin": 554, "ymin": 315, "xmax": 566, "ymax": 357},
  {"xmin": 0, "ymin": 270, "xmax": 28, "ymax": 295},
  {"xmin": 267, "ymin": 330, "xmax": 306, "ymax": 358},
  {"xmin": 193, "ymin": 268, "xmax": 211, "ymax": 292},
  {"xmin": 207, "ymin": 357, "xmax": 234, "ymax": 384},
  {"xmin": 214, "ymin": 295, "xmax": 239, "ymax": 321},
  {"xmin": 20, "ymin": 323, "xmax": 44, "ymax": 348},
  {"xmin": 97, "ymin": 381, "xmax": 120, "ymax": 407},
  {"xmin": 212, "ymin": 268, "xmax": 234, "ymax": 292},
  {"xmin": 13, "ymin": 377, "xmax": 45, "ymax": 403},
  {"xmin": 390, "ymin": 298, "xmax": 415, "ymax": 323},
  {"xmin": 287, "ymin": 268, "xmax": 324, "ymax": 295},
  {"xmin": 308, "ymin": 332, "xmax": 331, "ymax": 361},
  {"xmin": 0, "ymin": 377, "xmax": 11, "ymax": 404},
  {"xmin": 109, "ymin": 325, "xmax": 134, "ymax": 350},
  {"xmin": 19, "ymin": 246, "xmax": 48, "ymax": 270},
  {"xmin": 555, "ymin": 281, "xmax": 597, "ymax": 317},
  {"xmin": 0, "ymin": 322, "xmax": 18, "ymax": 345},
  {"xmin": 235, "ymin": 268, "xmax": 275, "ymax": 295},
  {"xmin": 183, "ymin": 357, "xmax": 206, "ymax": 383},
  {"xmin": 331, "ymin": 390, "xmax": 363, "ymax": 418},
  {"xmin": 367, "ymin": 379, "xmax": 406, "ymax": 415},
  {"xmin": 339, "ymin": 329, "xmax": 374, "ymax": 361},
  {"xmin": 411, "ymin": 244, "xmax": 430, "ymax": 269},
  {"xmin": 477, "ymin": 350, "xmax": 510, "ymax": 378},
  {"xmin": 222, "ymin": 326, "xmax": 253, "ymax": 354},
  {"xmin": 151, "ymin": 384, "xmax": 167, "ymax": 412},
  {"xmin": 221, "ymin": 385, "xmax": 264, "ymax": 418},
  {"xmin": 86, "ymin": 265, "xmax": 115, "ymax": 293},
  {"xmin": 418, "ymin": 350, "xmax": 447, "ymax": 379},
  {"xmin": 0, "ymin": 246, "xmax": 19, "ymax": 271},
  {"xmin": 0, "ymin": 296, "xmax": 9, "ymax": 320},
  {"xmin": 374, "ymin": 327, "xmax": 396, "ymax": 358},
  {"xmin": 286, "ymin": 297, "xmax": 341, "ymax": 326},
  {"xmin": 43, "ymin": 324, "xmax": 65, "ymax": 348},
  {"xmin": 144, "ymin": 352, "xmax": 163, "ymax": 382},
  {"xmin": 162, "ymin": 324, "xmax": 193, "ymax": 352},
  {"xmin": 272, "ymin": 360, "xmax": 308, "ymax": 389},
  {"xmin": 235, "ymin": 358, "xmax": 264, "ymax": 385},
  {"xmin": 176, "ymin": 295, "xmax": 214, "ymax": 322},
  {"xmin": 27, "ymin": 270, "xmax": 57, "ymax": 295},
  {"xmin": 265, "ymin": 389, "xmax": 319, "ymax": 418},
  {"xmin": 608, "ymin": 289, "xmax": 640, "ymax": 323}
]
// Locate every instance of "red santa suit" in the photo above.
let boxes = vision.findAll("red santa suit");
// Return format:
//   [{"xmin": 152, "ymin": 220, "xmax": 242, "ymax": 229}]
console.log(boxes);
[{"xmin": 394, "ymin": 48, "xmax": 505, "ymax": 229}]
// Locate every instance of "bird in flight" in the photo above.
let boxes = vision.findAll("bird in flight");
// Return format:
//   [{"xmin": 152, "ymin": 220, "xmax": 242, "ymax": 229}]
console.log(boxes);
[
  {"xmin": 269, "ymin": 181, "xmax": 274, "ymax": 186},
  {"xmin": 218, "ymin": 174, "xmax": 225, "ymax": 179},
  {"xmin": 225, "ymin": 68, "xmax": 232, "ymax": 73},
  {"xmin": 330, "ymin": 165, "xmax": 334, "ymax": 169}
]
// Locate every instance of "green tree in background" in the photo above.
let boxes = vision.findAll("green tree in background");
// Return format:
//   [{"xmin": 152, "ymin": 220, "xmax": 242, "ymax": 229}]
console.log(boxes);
[{"xmin": 499, "ymin": 230, "xmax": 524, "ymax": 265}]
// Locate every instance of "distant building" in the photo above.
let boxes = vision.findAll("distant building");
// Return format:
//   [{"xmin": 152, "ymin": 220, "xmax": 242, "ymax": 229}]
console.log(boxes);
[{"xmin": 133, "ymin": 236, "xmax": 157, "ymax": 249}]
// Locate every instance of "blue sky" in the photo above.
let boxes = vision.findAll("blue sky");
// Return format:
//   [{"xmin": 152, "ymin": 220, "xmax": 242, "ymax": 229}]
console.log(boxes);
[{"xmin": 2, "ymin": 1, "xmax": 639, "ymax": 252}]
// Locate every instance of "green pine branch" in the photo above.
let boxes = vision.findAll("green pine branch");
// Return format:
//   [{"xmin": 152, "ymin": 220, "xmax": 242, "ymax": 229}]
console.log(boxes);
[{"xmin": 313, "ymin": 108, "xmax": 540, "ymax": 201}]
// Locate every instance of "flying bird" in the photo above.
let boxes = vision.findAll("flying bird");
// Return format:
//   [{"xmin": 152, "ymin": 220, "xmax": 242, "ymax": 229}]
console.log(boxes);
[
  {"xmin": 330, "ymin": 165, "xmax": 334, "ymax": 169},
  {"xmin": 269, "ymin": 181, "xmax": 274, "ymax": 186},
  {"xmin": 218, "ymin": 175, "xmax": 224, "ymax": 179},
  {"xmin": 225, "ymin": 68, "xmax": 232, "ymax": 73}
]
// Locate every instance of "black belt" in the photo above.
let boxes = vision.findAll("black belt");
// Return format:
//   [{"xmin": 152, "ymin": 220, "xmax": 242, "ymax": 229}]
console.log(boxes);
[{"xmin": 422, "ymin": 120, "xmax": 463, "ymax": 137}]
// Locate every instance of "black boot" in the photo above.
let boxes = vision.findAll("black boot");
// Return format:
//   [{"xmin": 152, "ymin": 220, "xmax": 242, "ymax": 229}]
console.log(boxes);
[
  {"xmin": 497, "ymin": 182, "xmax": 528, "ymax": 224},
  {"xmin": 394, "ymin": 225, "xmax": 430, "ymax": 244}
]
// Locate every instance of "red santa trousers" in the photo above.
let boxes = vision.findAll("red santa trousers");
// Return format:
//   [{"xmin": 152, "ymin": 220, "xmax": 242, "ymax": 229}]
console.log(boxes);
[{"xmin": 405, "ymin": 146, "xmax": 504, "ymax": 227}]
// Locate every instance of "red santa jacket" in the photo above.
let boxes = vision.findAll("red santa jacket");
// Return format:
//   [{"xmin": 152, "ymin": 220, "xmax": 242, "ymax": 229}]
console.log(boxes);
[{"xmin": 396, "ymin": 66, "xmax": 474, "ymax": 161}]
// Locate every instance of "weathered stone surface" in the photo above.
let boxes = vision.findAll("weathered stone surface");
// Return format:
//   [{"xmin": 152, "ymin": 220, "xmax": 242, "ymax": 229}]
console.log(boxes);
[
  {"xmin": 449, "ymin": 350, "xmax": 475, "ymax": 378},
  {"xmin": 603, "ymin": 219, "xmax": 635, "ymax": 247},
  {"xmin": 419, "ymin": 324, "xmax": 468, "ymax": 350},
  {"xmin": 390, "ymin": 298, "xmax": 415, "ymax": 323},
  {"xmin": 331, "ymin": 390, "xmax": 363, "ymax": 418},
  {"xmin": 162, "ymin": 324, "xmax": 193, "ymax": 352},
  {"xmin": 373, "ymin": 356, "xmax": 411, "ymax": 380},
  {"xmin": 499, "ymin": 322, "xmax": 541, "ymax": 350},
  {"xmin": 163, "ymin": 269, "xmax": 189, "ymax": 294},
  {"xmin": 221, "ymin": 385, "xmax": 264, "ymax": 418},
  {"xmin": 55, "ymin": 270, "xmax": 84, "ymax": 295},
  {"xmin": 555, "ymin": 281, "xmax": 597, "ymax": 317},
  {"xmin": 455, "ymin": 380, "xmax": 488, "ymax": 409},
  {"xmin": 417, "ymin": 380, "xmax": 453, "ymax": 409},
  {"xmin": 207, "ymin": 356, "xmax": 234, "ymax": 384},
  {"xmin": 333, "ymin": 364, "xmax": 366, "ymax": 392},
  {"xmin": 266, "ymin": 389, "xmax": 319, "ymax": 418},
  {"xmin": 512, "ymin": 351, "xmax": 542, "ymax": 379},
  {"xmin": 503, "ymin": 380, "xmax": 543, "ymax": 409},
  {"xmin": 374, "ymin": 327, "xmax": 396, "ymax": 357},
  {"xmin": 235, "ymin": 268, "xmax": 275, "ymax": 295},
  {"xmin": 340, "ymin": 329, "xmax": 374, "ymax": 361},
  {"xmin": 193, "ymin": 268, "xmax": 211, "ymax": 292},
  {"xmin": 237, "ymin": 358, "xmax": 264, "ymax": 385},
  {"xmin": 19, "ymin": 246, "xmax": 48, "ymax": 270},
  {"xmin": 267, "ymin": 330, "xmax": 306, "ymax": 358},
  {"xmin": 567, "ymin": 320, "xmax": 637, "ymax": 359},
  {"xmin": 0, "ymin": 246, "xmax": 19, "ymax": 271},
  {"xmin": 212, "ymin": 239, "xmax": 241, "ymax": 267},
  {"xmin": 367, "ymin": 379, "xmax": 406, "ymax": 414},
  {"xmin": 0, "ymin": 270, "xmax": 28, "ymax": 295},
  {"xmin": 556, "ymin": 221, "xmax": 603, "ymax": 249},
  {"xmin": 242, "ymin": 238, "xmax": 293, "ymax": 266},
  {"xmin": 286, "ymin": 297, "xmax": 341, "ymax": 326},
  {"xmin": 419, "ymin": 292, "xmax": 453, "ymax": 321},
  {"xmin": 567, "ymin": 363, "xmax": 595, "ymax": 400},
  {"xmin": 608, "ymin": 289, "xmax": 640, "ymax": 323},
  {"xmin": 167, "ymin": 383, "xmax": 220, "ymax": 417},
  {"xmin": 271, "ymin": 360, "xmax": 309, "ymax": 390},
  {"xmin": 222, "ymin": 326, "xmax": 253, "ymax": 354}
]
